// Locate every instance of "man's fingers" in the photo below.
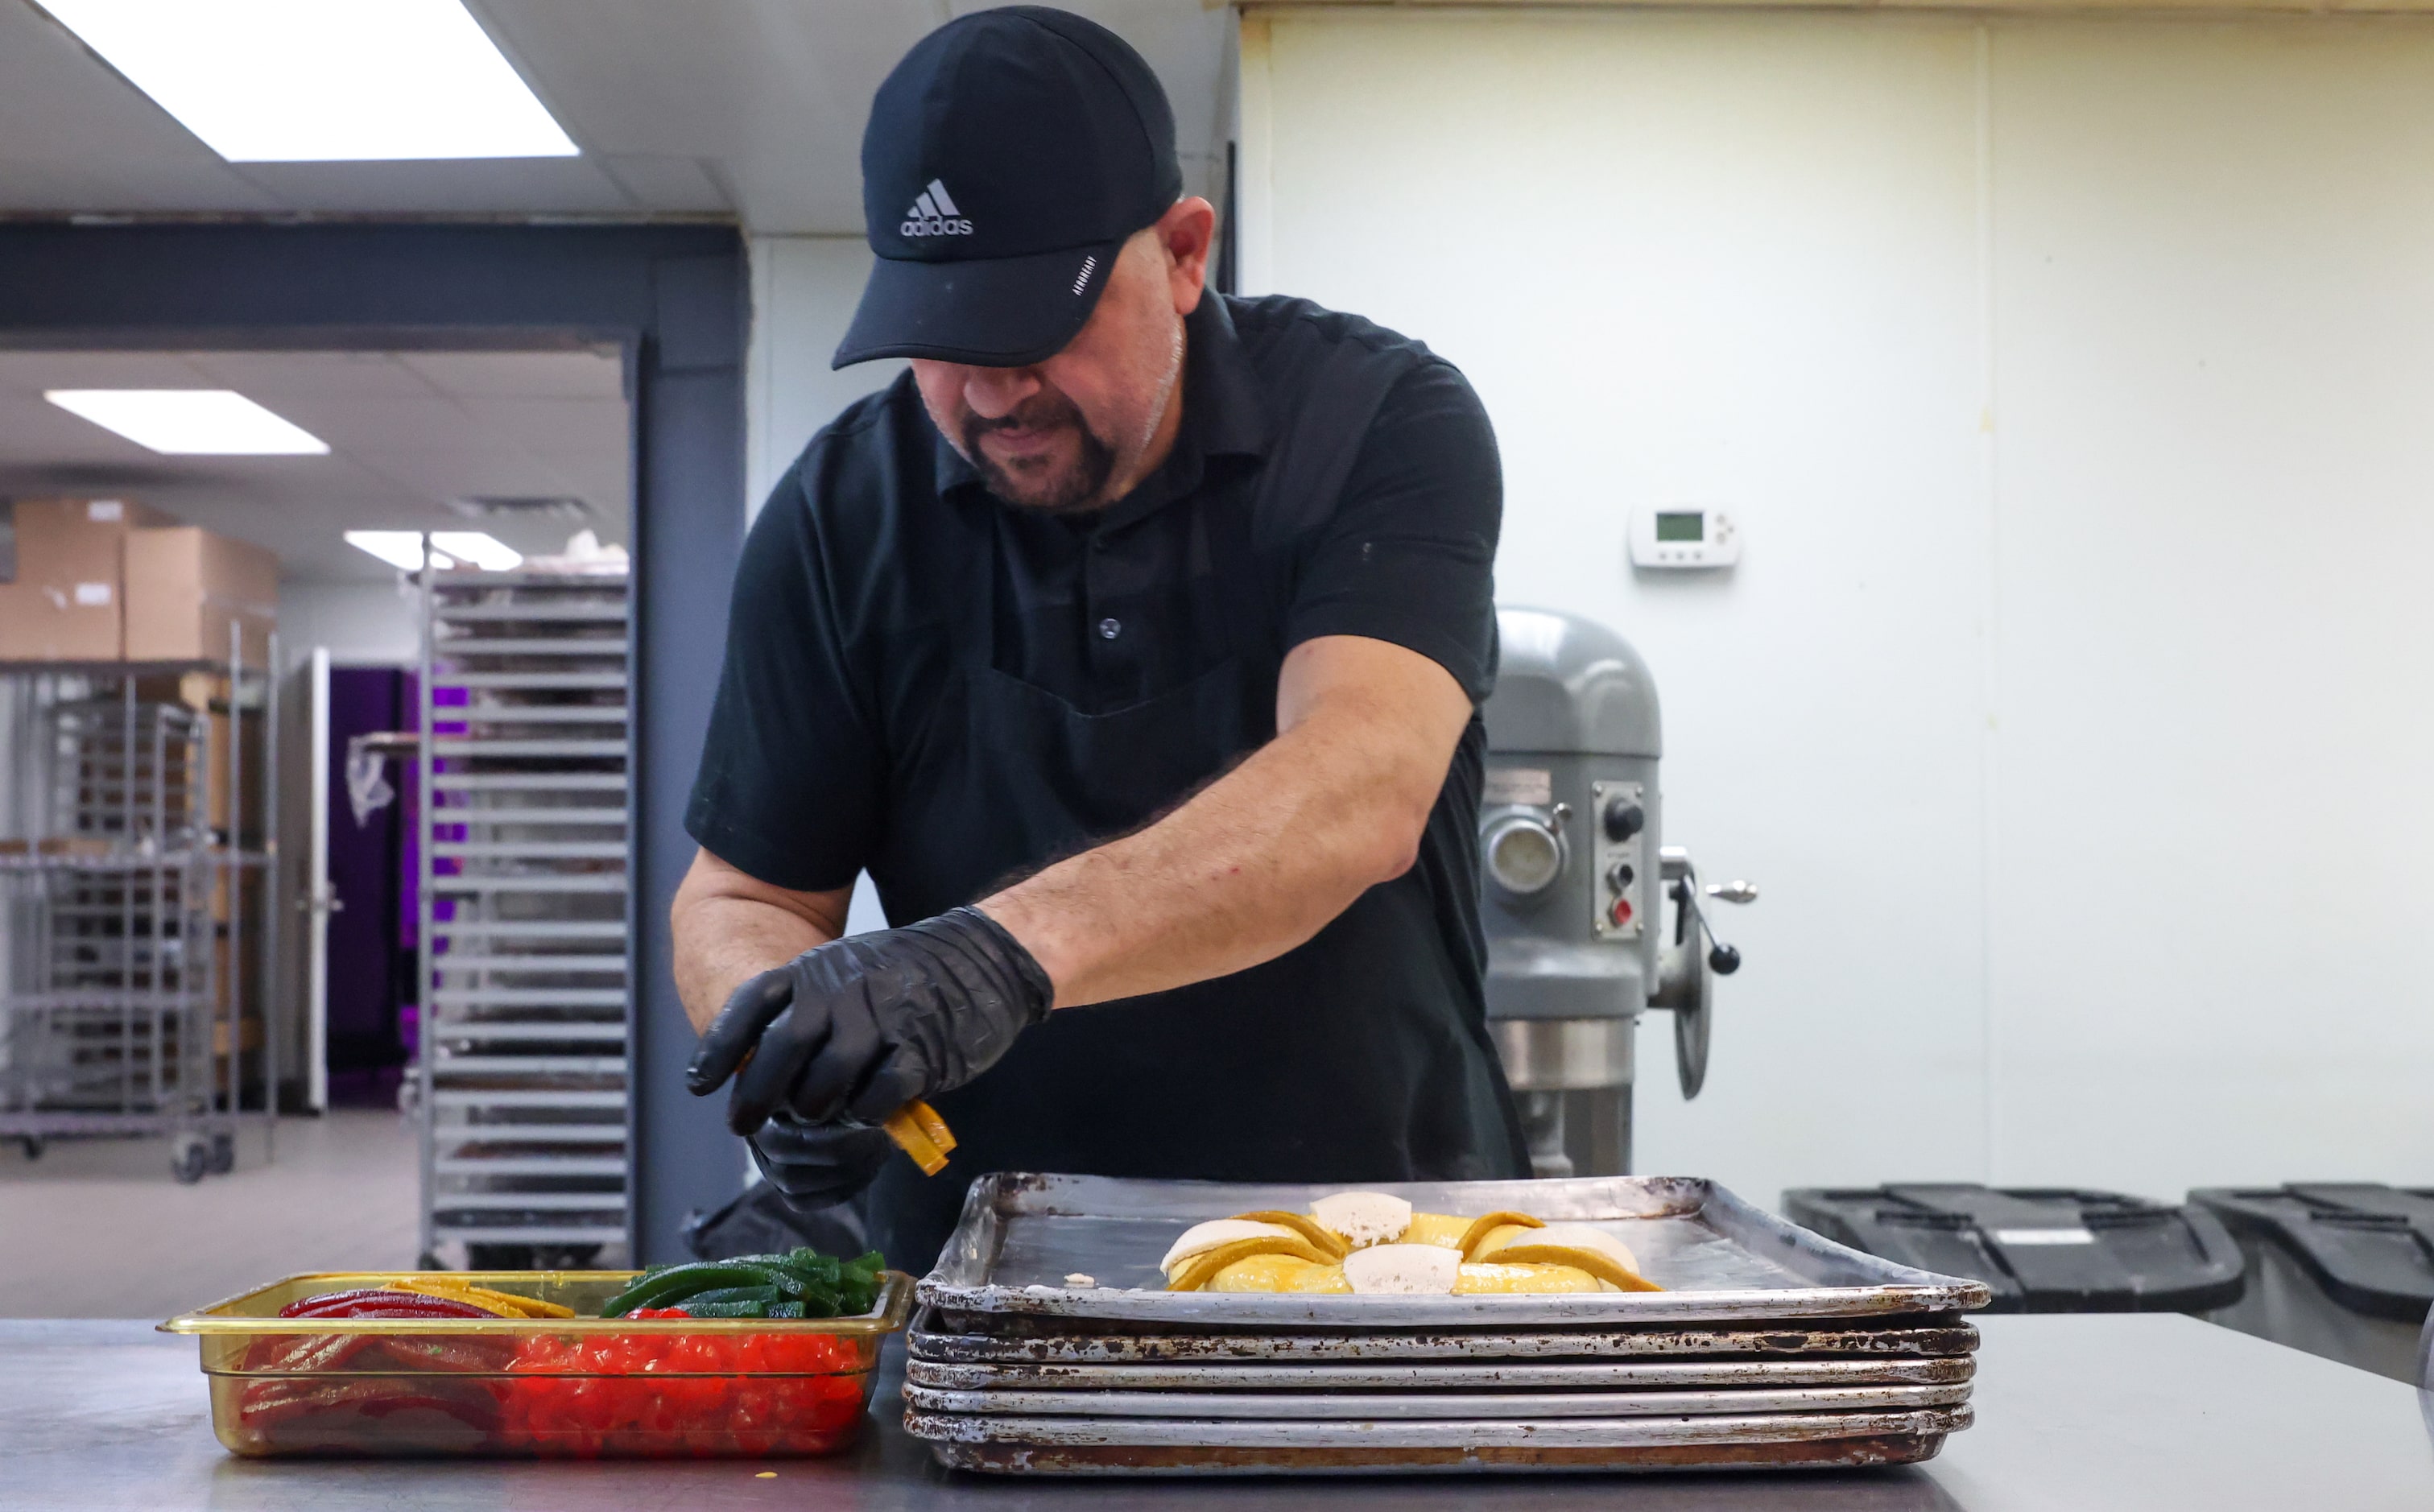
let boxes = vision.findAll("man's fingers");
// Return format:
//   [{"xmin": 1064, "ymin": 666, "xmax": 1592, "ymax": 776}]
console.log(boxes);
[
  {"xmin": 726, "ymin": 1002, "xmax": 834, "ymax": 1135},
  {"xmin": 780, "ymin": 989, "xmax": 883, "ymax": 1126},
  {"xmin": 688, "ymin": 970, "xmax": 795, "ymax": 1096},
  {"xmin": 842, "ymin": 1047, "xmax": 926, "ymax": 1126}
]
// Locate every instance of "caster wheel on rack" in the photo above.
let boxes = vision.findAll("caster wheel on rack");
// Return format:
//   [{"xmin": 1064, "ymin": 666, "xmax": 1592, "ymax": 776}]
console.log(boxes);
[
  {"xmin": 19, "ymin": 1138, "xmax": 42, "ymax": 1160},
  {"xmin": 172, "ymin": 1135, "xmax": 210, "ymax": 1184},
  {"xmin": 209, "ymin": 1132, "xmax": 236, "ymax": 1175}
]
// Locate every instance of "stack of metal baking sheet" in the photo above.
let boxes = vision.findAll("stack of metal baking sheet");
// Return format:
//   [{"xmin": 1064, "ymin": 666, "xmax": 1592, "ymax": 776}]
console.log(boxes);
[{"xmin": 904, "ymin": 1174, "xmax": 1991, "ymax": 1476}]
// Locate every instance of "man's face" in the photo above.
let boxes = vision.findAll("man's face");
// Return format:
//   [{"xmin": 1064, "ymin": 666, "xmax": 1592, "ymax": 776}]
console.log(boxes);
[{"xmin": 914, "ymin": 201, "xmax": 1211, "ymax": 513}]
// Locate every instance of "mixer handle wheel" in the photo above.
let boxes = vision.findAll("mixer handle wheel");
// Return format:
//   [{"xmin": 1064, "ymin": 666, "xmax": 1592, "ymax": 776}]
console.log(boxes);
[
  {"xmin": 1653, "ymin": 848, "xmax": 1751, "ymax": 1100},
  {"xmin": 1673, "ymin": 950, "xmax": 1712, "ymax": 1100}
]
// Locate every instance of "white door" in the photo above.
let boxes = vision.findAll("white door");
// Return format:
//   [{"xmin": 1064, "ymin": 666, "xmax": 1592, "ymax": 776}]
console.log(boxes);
[{"xmin": 304, "ymin": 647, "xmax": 332, "ymax": 1113}]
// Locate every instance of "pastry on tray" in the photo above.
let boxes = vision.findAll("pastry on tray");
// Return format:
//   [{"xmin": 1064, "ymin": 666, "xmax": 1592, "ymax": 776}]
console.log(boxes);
[{"xmin": 1158, "ymin": 1192, "xmax": 1662, "ymax": 1295}]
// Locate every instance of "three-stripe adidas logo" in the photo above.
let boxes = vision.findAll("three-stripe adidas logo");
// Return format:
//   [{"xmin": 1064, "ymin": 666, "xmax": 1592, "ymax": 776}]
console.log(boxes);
[{"xmin": 899, "ymin": 179, "xmax": 973, "ymax": 238}]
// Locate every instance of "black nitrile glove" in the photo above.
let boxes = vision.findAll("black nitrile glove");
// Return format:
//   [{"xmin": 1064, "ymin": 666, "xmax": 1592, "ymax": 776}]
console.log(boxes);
[
  {"xmin": 747, "ymin": 1113, "xmax": 896, "ymax": 1209},
  {"xmin": 686, "ymin": 906, "xmax": 1053, "ymax": 1137}
]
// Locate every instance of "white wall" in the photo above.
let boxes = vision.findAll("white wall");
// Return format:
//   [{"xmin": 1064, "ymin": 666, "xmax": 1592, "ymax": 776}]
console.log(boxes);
[
  {"xmin": 746, "ymin": 235, "xmax": 907, "ymax": 518},
  {"xmin": 745, "ymin": 234, "xmax": 905, "ymax": 935},
  {"xmin": 1242, "ymin": 8, "xmax": 2434, "ymax": 1206}
]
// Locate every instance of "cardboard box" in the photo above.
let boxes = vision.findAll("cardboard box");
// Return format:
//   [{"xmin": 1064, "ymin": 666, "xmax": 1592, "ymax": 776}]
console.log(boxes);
[
  {"xmin": 124, "ymin": 527, "xmax": 279, "ymax": 665},
  {"xmin": 0, "ymin": 498, "xmax": 177, "ymax": 662}
]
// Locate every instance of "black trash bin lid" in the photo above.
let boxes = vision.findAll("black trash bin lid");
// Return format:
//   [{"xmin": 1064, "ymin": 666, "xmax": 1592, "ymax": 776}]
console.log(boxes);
[
  {"xmin": 2187, "ymin": 1185, "xmax": 2434, "ymax": 1324},
  {"xmin": 1784, "ymin": 1184, "xmax": 2246, "ymax": 1314}
]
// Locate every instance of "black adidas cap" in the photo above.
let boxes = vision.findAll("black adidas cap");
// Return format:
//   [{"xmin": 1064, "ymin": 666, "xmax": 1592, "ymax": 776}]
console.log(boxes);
[{"xmin": 831, "ymin": 6, "xmax": 1183, "ymax": 370}]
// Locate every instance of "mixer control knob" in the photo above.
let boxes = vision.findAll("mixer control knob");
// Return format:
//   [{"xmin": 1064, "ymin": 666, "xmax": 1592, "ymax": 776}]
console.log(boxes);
[
  {"xmin": 1601, "ymin": 799, "xmax": 1645, "ymax": 843},
  {"xmin": 1605, "ymin": 861, "xmax": 1635, "ymax": 892}
]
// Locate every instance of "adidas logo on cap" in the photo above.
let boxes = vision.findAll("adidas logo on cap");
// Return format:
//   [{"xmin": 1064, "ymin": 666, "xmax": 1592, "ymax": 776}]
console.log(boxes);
[{"xmin": 899, "ymin": 179, "xmax": 973, "ymax": 238}]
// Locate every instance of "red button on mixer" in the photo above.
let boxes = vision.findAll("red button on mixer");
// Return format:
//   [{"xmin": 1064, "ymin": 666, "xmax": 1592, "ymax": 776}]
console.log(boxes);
[{"xmin": 1610, "ymin": 898, "xmax": 1634, "ymax": 927}]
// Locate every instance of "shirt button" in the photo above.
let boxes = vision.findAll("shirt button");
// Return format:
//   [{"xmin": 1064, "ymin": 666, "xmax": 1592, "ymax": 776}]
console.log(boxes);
[{"xmin": 1097, "ymin": 617, "xmax": 1122, "ymax": 641}]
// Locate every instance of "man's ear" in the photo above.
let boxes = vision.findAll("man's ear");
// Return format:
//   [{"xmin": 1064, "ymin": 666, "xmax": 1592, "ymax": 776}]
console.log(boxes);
[{"xmin": 1159, "ymin": 196, "xmax": 1217, "ymax": 312}]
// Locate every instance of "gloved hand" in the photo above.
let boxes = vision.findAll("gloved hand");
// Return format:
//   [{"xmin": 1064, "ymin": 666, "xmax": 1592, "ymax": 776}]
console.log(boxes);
[
  {"xmin": 747, "ymin": 1113, "xmax": 896, "ymax": 1209},
  {"xmin": 686, "ymin": 906, "xmax": 1054, "ymax": 1137}
]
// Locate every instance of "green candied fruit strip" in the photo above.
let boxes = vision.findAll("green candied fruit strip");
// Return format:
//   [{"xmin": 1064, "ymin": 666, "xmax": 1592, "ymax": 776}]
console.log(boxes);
[
  {"xmin": 676, "ymin": 1285, "xmax": 783, "ymax": 1308},
  {"xmin": 600, "ymin": 1262, "xmax": 787, "ymax": 1317},
  {"xmin": 673, "ymin": 1299, "xmax": 771, "ymax": 1319}
]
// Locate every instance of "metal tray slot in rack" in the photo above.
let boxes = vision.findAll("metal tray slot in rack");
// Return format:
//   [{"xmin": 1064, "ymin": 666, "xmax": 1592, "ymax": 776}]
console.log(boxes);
[{"xmin": 416, "ymin": 567, "xmax": 631, "ymax": 1268}]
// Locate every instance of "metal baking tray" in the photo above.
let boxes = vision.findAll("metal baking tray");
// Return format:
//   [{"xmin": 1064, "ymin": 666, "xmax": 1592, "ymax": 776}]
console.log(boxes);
[
  {"xmin": 906, "ymin": 1353, "xmax": 1976, "ymax": 1393},
  {"xmin": 924, "ymin": 1174, "xmax": 1994, "ymax": 1326},
  {"xmin": 909, "ymin": 1309, "xmax": 1979, "ymax": 1365},
  {"xmin": 906, "ymin": 1403, "xmax": 1974, "ymax": 1476},
  {"xmin": 921, "ymin": 1432, "xmax": 1957, "ymax": 1477},
  {"xmin": 903, "ymin": 1380, "xmax": 1973, "ymax": 1420}
]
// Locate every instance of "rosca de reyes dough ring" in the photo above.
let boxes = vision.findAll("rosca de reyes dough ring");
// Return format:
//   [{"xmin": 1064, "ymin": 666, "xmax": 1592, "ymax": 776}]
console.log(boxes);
[
  {"xmin": 1400, "ymin": 1212, "xmax": 1473, "ymax": 1250},
  {"xmin": 1453, "ymin": 1262, "xmax": 1603, "ymax": 1295},
  {"xmin": 1206, "ymin": 1254, "xmax": 1353, "ymax": 1294}
]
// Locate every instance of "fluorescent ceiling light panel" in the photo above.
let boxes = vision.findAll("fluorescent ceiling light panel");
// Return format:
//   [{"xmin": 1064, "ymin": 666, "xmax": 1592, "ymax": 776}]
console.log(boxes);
[
  {"xmin": 429, "ymin": 532, "xmax": 523, "ymax": 571},
  {"xmin": 345, "ymin": 531, "xmax": 525, "ymax": 572},
  {"xmin": 45, "ymin": 389, "xmax": 329, "ymax": 455},
  {"xmin": 36, "ymin": 0, "xmax": 577, "ymax": 162},
  {"xmin": 345, "ymin": 531, "xmax": 429, "ymax": 572}
]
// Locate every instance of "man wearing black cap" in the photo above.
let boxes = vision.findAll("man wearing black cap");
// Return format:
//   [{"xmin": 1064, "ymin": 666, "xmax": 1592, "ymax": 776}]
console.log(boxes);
[{"xmin": 676, "ymin": 6, "xmax": 1529, "ymax": 1270}]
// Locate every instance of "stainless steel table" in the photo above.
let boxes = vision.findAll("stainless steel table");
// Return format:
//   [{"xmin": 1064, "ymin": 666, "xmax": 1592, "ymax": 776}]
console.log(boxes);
[{"xmin": 6, "ymin": 1314, "xmax": 2428, "ymax": 1510}]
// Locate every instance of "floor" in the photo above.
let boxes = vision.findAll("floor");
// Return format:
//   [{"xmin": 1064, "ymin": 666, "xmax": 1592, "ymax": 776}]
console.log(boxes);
[{"xmin": 0, "ymin": 1110, "xmax": 419, "ymax": 1318}]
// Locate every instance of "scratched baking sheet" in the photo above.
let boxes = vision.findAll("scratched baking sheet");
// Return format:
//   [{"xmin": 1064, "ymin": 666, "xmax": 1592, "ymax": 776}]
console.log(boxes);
[
  {"xmin": 903, "ymin": 1379, "xmax": 1973, "ymax": 1420},
  {"xmin": 904, "ymin": 1403, "xmax": 1977, "ymax": 1475},
  {"xmin": 905, "ymin": 1353, "xmax": 1976, "ymax": 1393},
  {"xmin": 920, "ymin": 1175, "xmax": 1992, "ymax": 1327},
  {"xmin": 909, "ymin": 1310, "xmax": 1980, "ymax": 1364}
]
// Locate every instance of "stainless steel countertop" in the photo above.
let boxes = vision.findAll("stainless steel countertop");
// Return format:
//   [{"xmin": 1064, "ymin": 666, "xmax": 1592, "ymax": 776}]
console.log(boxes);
[{"xmin": 6, "ymin": 1314, "xmax": 2428, "ymax": 1510}]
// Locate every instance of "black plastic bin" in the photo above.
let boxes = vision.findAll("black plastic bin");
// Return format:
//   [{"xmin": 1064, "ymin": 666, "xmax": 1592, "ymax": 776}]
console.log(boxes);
[
  {"xmin": 1783, "ymin": 1184, "xmax": 2245, "ymax": 1314},
  {"xmin": 2188, "ymin": 1184, "xmax": 2434, "ymax": 1384}
]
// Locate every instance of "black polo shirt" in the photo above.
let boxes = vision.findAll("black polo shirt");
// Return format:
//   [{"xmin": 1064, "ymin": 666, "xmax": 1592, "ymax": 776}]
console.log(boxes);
[
  {"xmin": 689, "ymin": 291, "xmax": 1503, "ymax": 896},
  {"xmin": 687, "ymin": 291, "xmax": 1527, "ymax": 1263}
]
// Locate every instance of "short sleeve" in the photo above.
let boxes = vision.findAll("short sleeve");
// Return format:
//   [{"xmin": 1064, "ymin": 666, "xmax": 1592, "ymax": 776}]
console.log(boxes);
[
  {"xmin": 682, "ymin": 457, "xmax": 884, "ymax": 892},
  {"xmin": 1283, "ymin": 360, "xmax": 1502, "ymax": 702}
]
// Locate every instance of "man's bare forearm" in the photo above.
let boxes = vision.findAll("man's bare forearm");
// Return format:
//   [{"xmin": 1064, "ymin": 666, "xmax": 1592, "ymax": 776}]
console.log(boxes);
[
  {"xmin": 672, "ymin": 850, "xmax": 853, "ymax": 1032},
  {"xmin": 978, "ymin": 636, "xmax": 1470, "ymax": 1009}
]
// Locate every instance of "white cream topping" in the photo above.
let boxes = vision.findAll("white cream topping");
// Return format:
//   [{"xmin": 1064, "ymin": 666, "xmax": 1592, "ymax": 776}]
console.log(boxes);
[
  {"xmin": 1308, "ymin": 1191, "xmax": 1413, "ymax": 1250},
  {"xmin": 1159, "ymin": 1219, "xmax": 1301, "ymax": 1274},
  {"xmin": 1341, "ymin": 1243, "xmax": 1461, "ymax": 1295}
]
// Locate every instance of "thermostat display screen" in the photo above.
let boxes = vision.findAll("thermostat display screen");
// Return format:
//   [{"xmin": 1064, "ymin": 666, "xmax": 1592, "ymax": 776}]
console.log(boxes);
[{"xmin": 1630, "ymin": 506, "xmax": 1739, "ymax": 569}]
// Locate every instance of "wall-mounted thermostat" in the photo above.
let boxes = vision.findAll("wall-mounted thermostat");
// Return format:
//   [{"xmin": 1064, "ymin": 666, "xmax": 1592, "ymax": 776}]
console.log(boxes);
[{"xmin": 1629, "ymin": 506, "xmax": 1740, "ymax": 570}]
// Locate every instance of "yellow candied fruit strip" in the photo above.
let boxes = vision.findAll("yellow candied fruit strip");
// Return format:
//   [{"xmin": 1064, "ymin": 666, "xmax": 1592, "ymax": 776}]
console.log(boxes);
[
  {"xmin": 384, "ymin": 1279, "xmax": 576, "ymax": 1319},
  {"xmin": 883, "ymin": 1105, "xmax": 949, "ymax": 1175}
]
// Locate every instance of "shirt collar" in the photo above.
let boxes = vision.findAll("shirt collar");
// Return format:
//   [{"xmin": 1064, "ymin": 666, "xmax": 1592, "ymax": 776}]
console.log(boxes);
[{"xmin": 931, "ymin": 292, "xmax": 1270, "ymax": 516}]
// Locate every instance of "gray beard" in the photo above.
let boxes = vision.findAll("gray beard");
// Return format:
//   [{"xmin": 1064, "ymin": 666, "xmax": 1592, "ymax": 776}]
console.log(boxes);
[{"xmin": 973, "ymin": 423, "xmax": 1115, "ymax": 513}]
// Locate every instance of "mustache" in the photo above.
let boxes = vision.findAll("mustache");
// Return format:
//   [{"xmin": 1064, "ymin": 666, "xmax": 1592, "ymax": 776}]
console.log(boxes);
[{"xmin": 964, "ymin": 390, "xmax": 1089, "ymax": 444}]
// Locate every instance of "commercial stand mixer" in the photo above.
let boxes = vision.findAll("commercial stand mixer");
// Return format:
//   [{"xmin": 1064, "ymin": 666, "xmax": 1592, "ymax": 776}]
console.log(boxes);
[{"xmin": 1480, "ymin": 607, "xmax": 1754, "ymax": 1178}]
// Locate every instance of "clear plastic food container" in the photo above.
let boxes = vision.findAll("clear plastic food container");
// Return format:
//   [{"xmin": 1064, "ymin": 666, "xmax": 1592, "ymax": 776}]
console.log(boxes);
[{"xmin": 160, "ymin": 1270, "xmax": 913, "ymax": 1458}]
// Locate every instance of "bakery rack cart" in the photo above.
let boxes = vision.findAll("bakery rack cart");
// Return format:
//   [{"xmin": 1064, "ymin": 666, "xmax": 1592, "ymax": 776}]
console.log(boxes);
[
  {"xmin": 415, "ymin": 564, "xmax": 632, "ymax": 1269},
  {"xmin": 0, "ymin": 637, "xmax": 280, "ymax": 1182}
]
